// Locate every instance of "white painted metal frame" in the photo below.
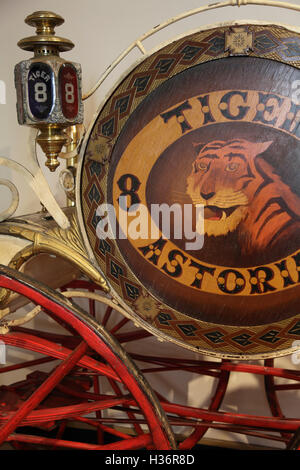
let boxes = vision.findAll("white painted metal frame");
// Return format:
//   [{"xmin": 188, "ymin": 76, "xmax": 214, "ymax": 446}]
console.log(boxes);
[{"xmin": 82, "ymin": 0, "xmax": 300, "ymax": 100}]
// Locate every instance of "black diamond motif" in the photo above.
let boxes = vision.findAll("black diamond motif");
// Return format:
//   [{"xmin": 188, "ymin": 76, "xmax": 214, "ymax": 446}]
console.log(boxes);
[
  {"xmin": 207, "ymin": 36, "xmax": 225, "ymax": 55},
  {"xmin": 178, "ymin": 324, "xmax": 197, "ymax": 337},
  {"xmin": 180, "ymin": 45, "xmax": 202, "ymax": 61},
  {"xmin": 91, "ymin": 210, "xmax": 101, "ymax": 229},
  {"xmin": 204, "ymin": 331, "xmax": 224, "ymax": 344},
  {"xmin": 88, "ymin": 184, "xmax": 101, "ymax": 203},
  {"xmin": 155, "ymin": 58, "xmax": 175, "ymax": 74},
  {"xmin": 89, "ymin": 160, "xmax": 102, "ymax": 177},
  {"xmin": 110, "ymin": 260, "xmax": 124, "ymax": 279},
  {"xmin": 157, "ymin": 312, "xmax": 172, "ymax": 326},
  {"xmin": 259, "ymin": 330, "xmax": 280, "ymax": 344},
  {"xmin": 254, "ymin": 34, "xmax": 278, "ymax": 53},
  {"xmin": 115, "ymin": 95, "xmax": 130, "ymax": 114},
  {"xmin": 288, "ymin": 321, "xmax": 300, "ymax": 336},
  {"xmin": 281, "ymin": 39, "xmax": 300, "ymax": 58},
  {"xmin": 232, "ymin": 333, "xmax": 252, "ymax": 347},
  {"xmin": 124, "ymin": 283, "xmax": 139, "ymax": 300},
  {"xmin": 133, "ymin": 76, "xmax": 151, "ymax": 92},
  {"xmin": 101, "ymin": 117, "xmax": 115, "ymax": 137},
  {"xmin": 99, "ymin": 239, "xmax": 111, "ymax": 256}
]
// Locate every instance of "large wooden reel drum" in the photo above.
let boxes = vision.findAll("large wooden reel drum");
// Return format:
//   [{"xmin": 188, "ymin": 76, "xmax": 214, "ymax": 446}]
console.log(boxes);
[{"xmin": 78, "ymin": 21, "xmax": 300, "ymax": 360}]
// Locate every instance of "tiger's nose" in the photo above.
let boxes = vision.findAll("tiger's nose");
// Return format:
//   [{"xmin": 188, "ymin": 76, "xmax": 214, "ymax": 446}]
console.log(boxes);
[{"xmin": 200, "ymin": 191, "xmax": 215, "ymax": 200}]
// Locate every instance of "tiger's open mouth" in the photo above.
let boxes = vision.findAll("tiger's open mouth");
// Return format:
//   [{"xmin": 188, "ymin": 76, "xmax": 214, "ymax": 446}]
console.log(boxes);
[{"xmin": 204, "ymin": 205, "xmax": 240, "ymax": 221}]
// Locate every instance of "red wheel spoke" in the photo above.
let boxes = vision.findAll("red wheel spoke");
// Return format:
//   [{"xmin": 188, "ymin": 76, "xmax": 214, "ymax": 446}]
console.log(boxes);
[
  {"xmin": 1, "ymin": 332, "xmax": 119, "ymax": 381},
  {"xmin": 13, "ymin": 325, "xmax": 81, "ymax": 348},
  {"xmin": 179, "ymin": 366, "xmax": 230, "ymax": 449},
  {"xmin": 162, "ymin": 402, "xmax": 300, "ymax": 433},
  {"xmin": 7, "ymin": 431, "xmax": 152, "ymax": 450},
  {"xmin": 0, "ymin": 397, "xmax": 134, "ymax": 426},
  {"xmin": 93, "ymin": 375, "xmax": 104, "ymax": 444},
  {"xmin": 168, "ymin": 419, "xmax": 289, "ymax": 443},
  {"xmin": 274, "ymin": 384, "xmax": 300, "ymax": 391},
  {"xmin": 102, "ymin": 306, "xmax": 113, "ymax": 328},
  {"xmin": 110, "ymin": 318, "xmax": 130, "ymax": 335},
  {"xmin": 0, "ymin": 356, "xmax": 55, "ymax": 373},
  {"xmin": 74, "ymin": 416, "xmax": 131, "ymax": 440},
  {"xmin": 88, "ymin": 298, "xmax": 96, "ymax": 317},
  {"xmin": 264, "ymin": 358, "xmax": 293, "ymax": 441},
  {"xmin": 115, "ymin": 329, "xmax": 152, "ymax": 343},
  {"xmin": 107, "ymin": 377, "xmax": 144, "ymax": 437},
  {"xmin": 0, "ymin": 341, "xmax": 88, "ymax": 443}
]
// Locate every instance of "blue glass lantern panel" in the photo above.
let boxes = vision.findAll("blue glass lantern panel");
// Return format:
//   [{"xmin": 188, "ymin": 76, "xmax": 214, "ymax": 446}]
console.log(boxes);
[{"xmin": 28, "ymin": 63, "xmax": 54, "ymax": 120}]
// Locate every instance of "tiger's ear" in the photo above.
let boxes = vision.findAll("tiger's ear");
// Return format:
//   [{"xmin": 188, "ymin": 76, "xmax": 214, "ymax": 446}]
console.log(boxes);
[
  {"xmin": 192, "ymin": 142, "xmax": 204, "ymax": 155},
  {"xmin": 252, "ymin": 140, "xmax": 273, "ymax": 156}
]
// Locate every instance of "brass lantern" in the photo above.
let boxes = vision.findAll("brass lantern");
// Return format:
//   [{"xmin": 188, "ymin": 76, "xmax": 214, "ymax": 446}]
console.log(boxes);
[{"xmin": 14, "ymin": 11, "xmax": 83, "ymax": 172}]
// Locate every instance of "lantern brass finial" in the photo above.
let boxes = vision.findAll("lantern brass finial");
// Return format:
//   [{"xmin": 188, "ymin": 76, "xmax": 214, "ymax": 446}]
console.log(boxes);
[{"xmin": 18, "ymin": 11, "xmax": 74, "ymax": 56}]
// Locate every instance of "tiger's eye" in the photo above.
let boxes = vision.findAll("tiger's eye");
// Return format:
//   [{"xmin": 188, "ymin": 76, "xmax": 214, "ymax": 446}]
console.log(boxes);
[
  {"xmin": 195, "ymin": 161, "xmax": 208, "ymax": 172},
  {"xmin": 226, "ymin": 162, "xmax": 239, "ymax": 172}
]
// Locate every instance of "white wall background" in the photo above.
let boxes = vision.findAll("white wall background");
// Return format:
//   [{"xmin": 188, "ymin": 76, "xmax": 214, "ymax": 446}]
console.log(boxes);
[{"xmin": 1, "ymin": 0, "xmax": 300, "ymax": 449}]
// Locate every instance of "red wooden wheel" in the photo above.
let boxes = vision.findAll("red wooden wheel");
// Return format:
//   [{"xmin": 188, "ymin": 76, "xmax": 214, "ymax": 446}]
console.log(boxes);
[
  {"xmin": 61, "ymin": 280, "xmax": 300, "ymax": 450},
  {"xmin": 132, "ymin": 355, "xmax": 300, "ymax": 450},
  {"xmin": 263, "ymin": 357, "xmax": 300, "ymax": 448},
  {"xmin": 0, "ymin": 265, "xmax": 176, "ymax": 450}
]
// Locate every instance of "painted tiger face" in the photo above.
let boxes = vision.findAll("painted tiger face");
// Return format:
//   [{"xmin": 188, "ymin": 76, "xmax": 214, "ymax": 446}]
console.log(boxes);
[{"xmin": 186, "ymin": 139, "xmax": 273, "ymax": 237}]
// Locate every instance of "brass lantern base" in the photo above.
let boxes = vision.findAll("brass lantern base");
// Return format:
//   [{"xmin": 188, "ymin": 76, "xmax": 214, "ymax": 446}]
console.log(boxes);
[{"xmin": 35, "ymin": 124, "xmax": 69, "ymax": 172}]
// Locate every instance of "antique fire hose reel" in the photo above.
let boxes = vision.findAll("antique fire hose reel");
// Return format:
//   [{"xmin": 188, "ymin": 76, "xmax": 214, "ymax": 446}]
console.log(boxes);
[{"xmin": 2, "ymin": 0, "xmax": 300, "ymax": 451}]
